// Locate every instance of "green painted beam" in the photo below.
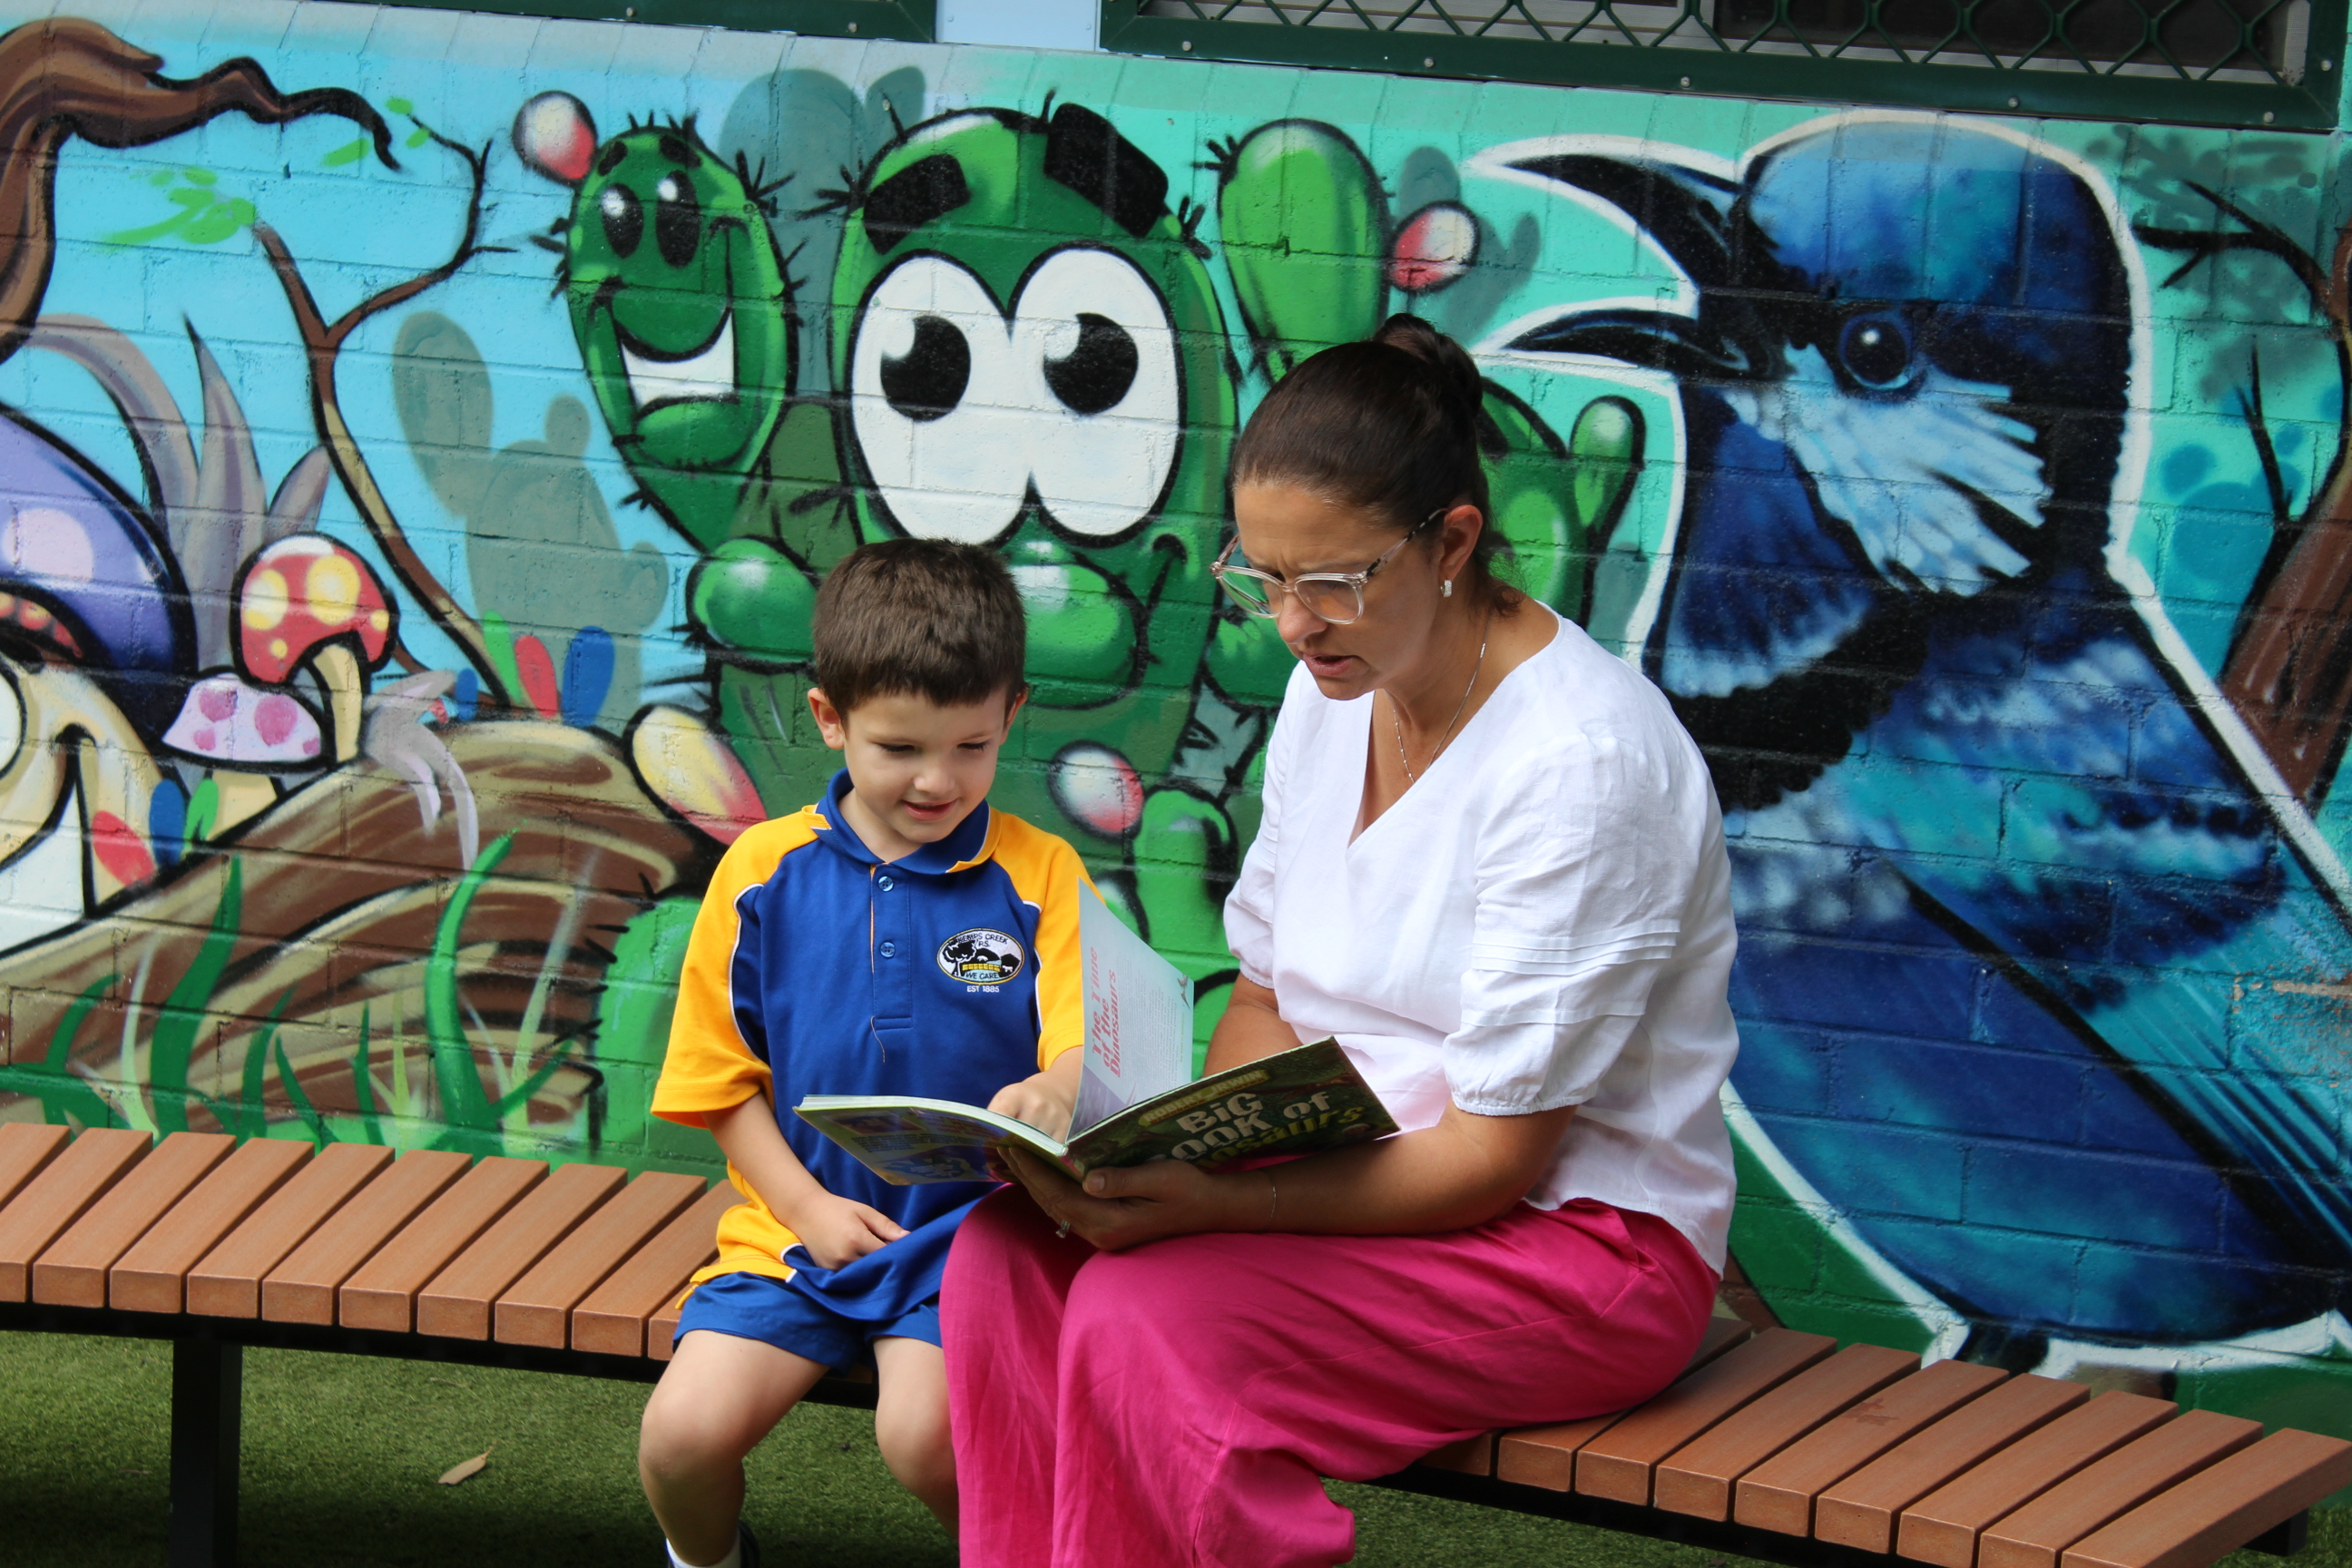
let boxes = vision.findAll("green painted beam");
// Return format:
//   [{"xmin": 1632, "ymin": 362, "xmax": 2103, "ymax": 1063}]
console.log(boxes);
[
  {"xmin": 372, "ymin": 0, "xmax": 936, "ymax": 41},
  {"xmin": 1100, "ymin": 0, "xmax": 2345, "ymax": 129}
]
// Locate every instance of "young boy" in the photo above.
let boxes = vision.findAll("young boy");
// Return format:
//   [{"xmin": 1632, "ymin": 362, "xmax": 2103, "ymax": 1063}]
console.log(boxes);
[{"xmin": 640, "ymin": 540, "xmax": 1090, "ymax": 1568}]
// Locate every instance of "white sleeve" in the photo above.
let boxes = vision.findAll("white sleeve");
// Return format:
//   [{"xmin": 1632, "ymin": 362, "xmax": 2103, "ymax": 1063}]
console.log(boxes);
[
  {"xmin": 1221, "ymin": 672, "xmax": 1304, "ymax": 989},
  {"xmin": 1444, "ymin": 730, "xmax": 1699, "ymax": 1114}
]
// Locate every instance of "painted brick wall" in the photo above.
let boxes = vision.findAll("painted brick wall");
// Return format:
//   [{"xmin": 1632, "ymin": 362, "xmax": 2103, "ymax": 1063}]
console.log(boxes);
[{"xmin": 0, "ymin": 0, "xmax": 2343, "ymax": 1457}]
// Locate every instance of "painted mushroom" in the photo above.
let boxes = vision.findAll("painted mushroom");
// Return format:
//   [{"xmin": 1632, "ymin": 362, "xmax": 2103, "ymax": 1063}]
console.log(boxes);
[
  {"xmin": 159, "ymin": 671, "xmax": 328, "ymax": 835},
  {"xmin": 235, "ymin": 535, "xmax": 394, "ymax": 761}
]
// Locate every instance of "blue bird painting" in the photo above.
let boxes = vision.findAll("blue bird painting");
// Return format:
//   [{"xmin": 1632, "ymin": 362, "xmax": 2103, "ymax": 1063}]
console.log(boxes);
[{"xmin": 1494, "ymin": 115, "xmax": 2350, "ymax": 1356}]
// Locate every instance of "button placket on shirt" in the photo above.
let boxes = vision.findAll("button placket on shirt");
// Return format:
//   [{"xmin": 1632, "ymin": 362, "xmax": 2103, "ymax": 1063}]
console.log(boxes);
[{"xmin": 872, "ymin": 864, "xmax": 915, "ymax": 1034}]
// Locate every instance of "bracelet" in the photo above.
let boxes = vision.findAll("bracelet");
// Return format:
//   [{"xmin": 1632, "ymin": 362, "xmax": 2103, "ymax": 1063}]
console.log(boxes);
[{"xmin": 1261, "ymin": 1168, "xmax": 1279, "ymax": 1232}]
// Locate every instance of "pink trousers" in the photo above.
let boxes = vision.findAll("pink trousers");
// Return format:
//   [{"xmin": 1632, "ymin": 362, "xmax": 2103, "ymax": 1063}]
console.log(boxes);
[{"xmin": 941, "ymin": 1188, "xmax": 1719, "ymax": 1568}]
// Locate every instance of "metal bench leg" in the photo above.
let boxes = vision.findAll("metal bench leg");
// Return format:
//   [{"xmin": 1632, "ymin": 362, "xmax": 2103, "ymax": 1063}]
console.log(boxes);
[
  {"xmin": 169, "ymin": 1338, "xmax": 241, "ymax": 1568},
  {"xmin": 2249, "ymin": 1511, "xmax": 2311, "ymax": 1559}
]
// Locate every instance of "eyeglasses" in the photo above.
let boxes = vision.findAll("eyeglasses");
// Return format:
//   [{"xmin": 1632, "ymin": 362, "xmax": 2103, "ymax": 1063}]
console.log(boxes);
[{"xmin": 1210, "ymin": 509, "xmax": 1444, "ymax": 626}]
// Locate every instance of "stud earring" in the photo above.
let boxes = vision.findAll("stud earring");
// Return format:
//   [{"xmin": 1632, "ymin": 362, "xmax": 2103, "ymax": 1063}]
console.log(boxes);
[{"xmin": 1441, "ymin": 579, "xmax": 1454, "ymax": 598}]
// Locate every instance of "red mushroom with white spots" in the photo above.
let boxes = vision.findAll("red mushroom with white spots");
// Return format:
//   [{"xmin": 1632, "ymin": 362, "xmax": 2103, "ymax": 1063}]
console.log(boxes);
[{"xmin": 235, "ymin": 535, "xmax": 395, "ymax": 762}]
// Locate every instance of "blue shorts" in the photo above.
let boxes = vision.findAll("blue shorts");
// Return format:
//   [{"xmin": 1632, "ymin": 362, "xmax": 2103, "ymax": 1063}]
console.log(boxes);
[{"xmin": 673, "ymin": 1269, "xmax": 943, "ymax": 1370}]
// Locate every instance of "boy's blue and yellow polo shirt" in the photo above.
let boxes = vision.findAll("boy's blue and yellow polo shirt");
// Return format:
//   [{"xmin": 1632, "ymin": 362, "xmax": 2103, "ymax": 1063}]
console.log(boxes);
[{"xmin": 653, "ymin": 770, "xmax": 1091, "ymax": 1319}]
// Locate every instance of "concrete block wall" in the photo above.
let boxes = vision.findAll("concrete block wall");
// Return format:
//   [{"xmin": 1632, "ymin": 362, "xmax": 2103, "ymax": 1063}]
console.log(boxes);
[{"xmin": 0, "ymin": 0, "xmax": 2341, "ymax": 1456}]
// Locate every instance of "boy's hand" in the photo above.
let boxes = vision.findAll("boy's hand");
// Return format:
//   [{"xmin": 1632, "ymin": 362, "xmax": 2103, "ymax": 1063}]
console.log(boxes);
[
  {"xmin": 789, "ymin": 1195, "xmax": 908, "ymax": 1270},
  {"xmin": 987, "ymin": 1057, "xmax": 1080, "ymax": 1141}
]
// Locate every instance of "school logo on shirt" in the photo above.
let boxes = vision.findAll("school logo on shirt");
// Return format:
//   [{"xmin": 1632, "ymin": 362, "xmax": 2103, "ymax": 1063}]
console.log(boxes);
[{"xmin": 938, "ymin": 927, "xmax": 1024, "ymax": 986}]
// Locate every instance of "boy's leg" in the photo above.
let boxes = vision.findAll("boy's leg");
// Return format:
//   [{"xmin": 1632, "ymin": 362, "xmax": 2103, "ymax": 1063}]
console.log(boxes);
[
  {"xmin": 871, "ymin": 1335, "xmax": 956, "ymax": 1534},
  {"xmin": 641, "ymin": 1329, "xmax": 830, "ymax": 1565}
]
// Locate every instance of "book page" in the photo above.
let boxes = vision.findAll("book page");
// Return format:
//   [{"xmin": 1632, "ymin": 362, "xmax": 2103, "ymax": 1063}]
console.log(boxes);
[
  {"xmin": 795, "ymin": 1097, "xmax": 1068, "ymax": 1184},
  {"xmin": 1070, "ymin": 883, "xmax": 1195, "ymax": 1136}
]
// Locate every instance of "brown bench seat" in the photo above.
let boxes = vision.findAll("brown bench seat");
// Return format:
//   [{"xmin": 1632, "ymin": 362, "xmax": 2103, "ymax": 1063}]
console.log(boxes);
[{"xmin": 0, "ymin": 1123, "xmax": 2341, "ymax": 1568}]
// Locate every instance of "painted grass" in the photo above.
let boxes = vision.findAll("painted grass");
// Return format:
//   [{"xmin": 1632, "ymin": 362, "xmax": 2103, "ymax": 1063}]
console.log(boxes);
[{"xmin": 2, "ymin": 1331, "xmax": 2345, "ymax": 1568}]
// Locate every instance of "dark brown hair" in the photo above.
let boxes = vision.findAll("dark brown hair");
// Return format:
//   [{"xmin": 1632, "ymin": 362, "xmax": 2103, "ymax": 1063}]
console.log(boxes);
[
  {"xmin": 1230, "ymin": 314, "xmax": 1517, "ymax": 608},
  {"xmin": 812, "ymin": 539, "xmax": 1027, "ymax": 713}
]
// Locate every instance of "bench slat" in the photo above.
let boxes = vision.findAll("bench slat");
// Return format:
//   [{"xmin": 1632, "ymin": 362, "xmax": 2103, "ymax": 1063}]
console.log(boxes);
[
  {"xmin": 0, "ymin": 1122, "xmax": 70, "ymax": 1210},
  {"xmin": 1978, "ymin": 1410, "xmax": 2264, "ymax": 1568},
  {"xmin": 110, "ymin": 1138, "xmax": 311, "ymax": 1313},
  {"xmin": 2060, "ymin": 1428, "xmax": 2352, "ymax": 1568},
  {"xmin": 0, "ymin": 1128, "xmax": 151, "ymax": 1301},
  {"xmin": 1490, "ymin": 1318, "xmax": 1757, "ymax": 1491},
  {"xmin": 1817, "ymin": 1374, "xmax": 2089, "ymax": 1553},
  {"xmin": 649, "ymin": 1297, "xmax": 687, "ymax": 1360},
  {"xmin": 190, "ymin": 1143, "xmax": 394, "ymax": 1318},
  {"xmin": 1420, "ymin": 1433, "xmax": 1495, "ymax": 1475},
  {"xmin": 261, "ymin": 1149, "xmax": 468, "ymax": 1324},
  {"xmin": 1735, "ymin": 1357, "xmax": 2009, "ymax": 1535},
  {"xmin": 1496, "ymin": 1411, "xmax": 1627, "ymax": 1491},
  {"xmin": 32, "ymin": 1132, "xmax": 231, "ymax": 1308},
  {"xmin": 492, "ymin": 1170, "xmax": 705, "ymax": 1348},
  {"xmin": 1654, "ymin": 1342, "xmax": 1919, "ymax": 1520},
  {"xmin": 571, "ymin": 1181, "xmax": 738, "ymax": 1357},
  {"xmin": 416, "ymin": 1161, "xmax": 624, "ymax": 1340},
  {"xmin": 1575, "ymin": 1328, "xmax": 1837, "ymax": 1504},
  {"xmin": 1897, "ymin": 1391, "xmax": 2177, "ymax": 1568},
  {"xmin": 339, "ymin": 1156, "xmax": 544, "ymax": 1332}
]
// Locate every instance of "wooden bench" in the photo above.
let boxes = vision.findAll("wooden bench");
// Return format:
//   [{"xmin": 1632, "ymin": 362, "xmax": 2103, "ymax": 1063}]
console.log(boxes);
[{"xmin": 2, "ymin": 1124, "xmax": 2344, "ymax": 1568}]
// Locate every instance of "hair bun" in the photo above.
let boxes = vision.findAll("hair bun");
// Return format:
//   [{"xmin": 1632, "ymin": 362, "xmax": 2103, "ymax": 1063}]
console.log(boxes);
[{"xmin": 1372, "ymin": 313, "xmax": 1482, "ymax": 421}]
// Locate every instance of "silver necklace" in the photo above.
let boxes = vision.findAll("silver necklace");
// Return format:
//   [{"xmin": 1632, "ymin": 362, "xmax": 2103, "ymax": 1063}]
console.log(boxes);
[{"xmin": 1391, "ymin": 615, "xmax": 1490, "ymax": 785}]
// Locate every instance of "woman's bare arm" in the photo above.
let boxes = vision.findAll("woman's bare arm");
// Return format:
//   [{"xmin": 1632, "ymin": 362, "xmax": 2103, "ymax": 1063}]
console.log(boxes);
[
  {"xmin": 1202, "ymin": 975, "xmax": 1302, "ymax": 1073},
  {"xmin": 1004, "ymin": 1097, "xmax": 1575, "ymax": 1251}
]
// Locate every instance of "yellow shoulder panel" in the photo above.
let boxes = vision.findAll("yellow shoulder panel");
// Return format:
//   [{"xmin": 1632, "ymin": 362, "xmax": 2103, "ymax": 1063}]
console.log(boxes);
[
  {"xmin": 986, "ymin": 810, "xmax": 1097, "ymax": 1069},
  {"xmin": 650, "ymin": 808, "xmax": 825, "ymax": 1127}
]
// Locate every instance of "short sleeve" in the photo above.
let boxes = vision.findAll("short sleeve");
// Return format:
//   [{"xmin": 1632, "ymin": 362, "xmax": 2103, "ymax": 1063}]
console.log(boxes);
[
  {"xmin": 651, "ymin": 823, "xmax": 800, "ymax": 1127},
  {"xmin": 1023, "ymin": 831, "xmax": 1097, "ymax": 1070},
  {"xmin": 1222, "ymin": 671, "xmax": 1305, "ymax": 989},
  {"xmin": 1444, "ymin": 731, "xmax": 1698, "ymax": 1114}
]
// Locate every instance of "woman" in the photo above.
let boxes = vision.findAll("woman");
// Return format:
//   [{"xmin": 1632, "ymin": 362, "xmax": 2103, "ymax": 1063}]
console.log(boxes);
[{"xmin": 948, "ymin": 316, "xmax": 1740, "ymax": 1568}]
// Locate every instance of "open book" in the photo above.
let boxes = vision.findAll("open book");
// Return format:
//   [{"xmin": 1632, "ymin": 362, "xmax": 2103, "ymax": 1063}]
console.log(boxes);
[{"xmin": 795, "ymin": 886, "xmax": 1397, "ymax": 1184}]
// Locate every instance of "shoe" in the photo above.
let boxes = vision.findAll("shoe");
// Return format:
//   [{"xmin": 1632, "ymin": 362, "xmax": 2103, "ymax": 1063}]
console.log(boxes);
[{"xmin": 662, "ymin": 1527, "xmax": 760, "ymax": 1568}]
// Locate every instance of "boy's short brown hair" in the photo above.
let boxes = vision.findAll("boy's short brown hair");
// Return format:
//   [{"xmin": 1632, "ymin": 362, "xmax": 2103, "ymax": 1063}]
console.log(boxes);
[{"xmin": 811, "ymin": 539, "xmax": 1027, "ymax": 714}]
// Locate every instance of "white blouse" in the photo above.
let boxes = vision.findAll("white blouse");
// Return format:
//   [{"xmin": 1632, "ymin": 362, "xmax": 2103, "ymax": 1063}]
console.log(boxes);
[{"xmin": 1223, "ymin": 611, "xmax": 1741, "ymax": 1269}]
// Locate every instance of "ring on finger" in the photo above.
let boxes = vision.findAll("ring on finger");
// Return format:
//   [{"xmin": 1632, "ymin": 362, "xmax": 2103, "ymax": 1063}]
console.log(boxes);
[{"xmin": 1055, "ymin": 1216, "xmax": 1073, "ymax": 1239}]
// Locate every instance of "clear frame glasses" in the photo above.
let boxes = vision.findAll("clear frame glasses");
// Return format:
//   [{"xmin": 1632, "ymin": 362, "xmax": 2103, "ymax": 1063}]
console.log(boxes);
[{"xmin": 1211, "ymin": 508, "xmax": 1444, "ymax": 625}]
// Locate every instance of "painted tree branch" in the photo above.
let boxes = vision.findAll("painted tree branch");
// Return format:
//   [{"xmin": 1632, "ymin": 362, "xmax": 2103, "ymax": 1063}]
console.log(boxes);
[
  {"xmin": 255, "ymin": 127, "xmax": 514, "ymax": 710},
  {"xmin": 0, "ymin": 18, "xmax": 394, "ymax": 363},
  {"xmin": 2138, "ymin": 185, "xmax": 2352, "ymax": 801}
]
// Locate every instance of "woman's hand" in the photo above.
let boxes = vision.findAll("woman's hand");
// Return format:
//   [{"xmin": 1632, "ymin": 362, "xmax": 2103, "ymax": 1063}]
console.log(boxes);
[
  {"xmin": 985, "ymin": 1047, "xmax": 1083, "ymax": 1139},
  {"xmin": 786, "ymin": 1193, "xmax": 909, "ymax": 1269},
  {"xmin": 1002, "ymin": 1149, "xmax": 1269, "ymax": 1251}
]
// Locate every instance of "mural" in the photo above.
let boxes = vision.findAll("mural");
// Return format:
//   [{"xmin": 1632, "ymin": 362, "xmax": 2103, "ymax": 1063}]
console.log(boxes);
[{"xmin": 0, "ymin": 0, "xmax": 2342, "ymax": 1445}]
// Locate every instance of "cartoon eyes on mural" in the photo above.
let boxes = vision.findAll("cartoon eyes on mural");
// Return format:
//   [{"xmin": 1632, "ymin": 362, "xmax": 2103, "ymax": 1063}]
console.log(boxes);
[
  {"xmin": 654, "ymin": 172, "xmax": 700, "ymax": 268},
  {"xmin": 850, "ymin": 248, "xmax": 1180, "ymax": 546},
  {"xmin": 1836, "ymin": 311, "xmax": 1917, "ymax": 392},
  {"xmin": 854, "ymin": 256, "xmax": 1030, "ymax": 544},
  {"xmin": 1022, "ymin": 248, "xmax": 1178, "ymax": 540},
  {"xmin": 600, "ymin": 184, "xmax": 643, "ymax": 259},
  {"xmin": 592, "ymin": 171, "xmax": 702, "ymax": 270},
  {"xmin": 1044, "ymin": 314, "xmax": 1139, "ymax": 416},
  {"xmin": 880, "ymin": 314, "xmax": 972, "ymax": 423}
]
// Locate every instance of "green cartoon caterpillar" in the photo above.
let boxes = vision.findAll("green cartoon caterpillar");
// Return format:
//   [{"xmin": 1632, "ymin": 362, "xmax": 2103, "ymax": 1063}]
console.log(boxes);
[{"xmin": 514, "ymin": 90, "xmax": 1642, "ymax": 1060}]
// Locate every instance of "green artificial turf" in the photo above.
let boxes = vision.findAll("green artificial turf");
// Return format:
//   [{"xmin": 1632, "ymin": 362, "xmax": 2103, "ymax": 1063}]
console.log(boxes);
[{"xmin": 4, "ymin": 1330, "xmax": 2346, "ymax": 1567}]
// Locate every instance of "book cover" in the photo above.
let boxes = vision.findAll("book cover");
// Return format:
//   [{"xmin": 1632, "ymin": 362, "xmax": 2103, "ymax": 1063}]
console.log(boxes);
[{"xmin": 796, "ymin": 1035, "xmax": 1397, "ymax": 1184}]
